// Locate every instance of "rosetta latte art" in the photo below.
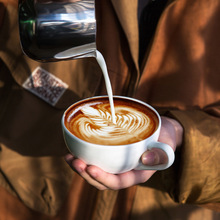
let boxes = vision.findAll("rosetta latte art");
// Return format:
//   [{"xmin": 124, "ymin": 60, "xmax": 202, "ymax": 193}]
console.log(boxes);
[{"xmin": 71, "ymin": 104, "xmax": 156, "ymax": 145}]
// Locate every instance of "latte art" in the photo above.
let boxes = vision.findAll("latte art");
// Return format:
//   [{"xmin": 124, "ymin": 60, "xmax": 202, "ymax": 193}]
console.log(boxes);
[{"xmin": 65, "ymin": 98, "xmax": 158, "ymax": 145}]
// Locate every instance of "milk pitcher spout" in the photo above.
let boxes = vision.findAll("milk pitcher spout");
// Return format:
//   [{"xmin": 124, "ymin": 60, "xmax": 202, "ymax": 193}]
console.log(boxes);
[{"xmin": 18, "ymin": 0, "xmax": 96, "ymax": 62}]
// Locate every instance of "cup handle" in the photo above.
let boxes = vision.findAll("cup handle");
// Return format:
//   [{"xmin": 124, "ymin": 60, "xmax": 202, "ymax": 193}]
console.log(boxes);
[{"xmin": 135, "ymin": 142, "xmax": 175, "ymax": 171}]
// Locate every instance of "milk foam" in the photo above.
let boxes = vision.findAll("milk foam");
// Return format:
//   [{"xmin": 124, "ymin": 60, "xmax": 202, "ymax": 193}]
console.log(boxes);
[{"xmin": 73, "ymin": 104, "xmax": 154, "ymax": 145}]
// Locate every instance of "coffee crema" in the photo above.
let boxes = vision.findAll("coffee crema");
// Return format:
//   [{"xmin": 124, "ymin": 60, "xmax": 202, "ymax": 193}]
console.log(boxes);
[{"xmin": 64, "ymin": 97, "xmax": 158, "ymax": 145}]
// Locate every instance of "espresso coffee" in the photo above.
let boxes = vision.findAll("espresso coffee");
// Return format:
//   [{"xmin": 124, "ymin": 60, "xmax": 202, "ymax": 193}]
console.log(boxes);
[{"xmin": 64, "ymin": 97, "xmax": 159, "ymax": 145}]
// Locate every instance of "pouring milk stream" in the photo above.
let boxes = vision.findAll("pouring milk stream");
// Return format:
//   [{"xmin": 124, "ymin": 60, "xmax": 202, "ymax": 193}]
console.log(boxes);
[{"xmin": 95, "ymin": 51, "xmax": 116, "ymax": 124}]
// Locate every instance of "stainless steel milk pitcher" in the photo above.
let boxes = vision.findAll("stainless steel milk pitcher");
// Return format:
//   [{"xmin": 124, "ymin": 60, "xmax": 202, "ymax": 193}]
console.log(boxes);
[{"xmin": 18, "ymin": 0, "xmax": 96, "ymax": 62}]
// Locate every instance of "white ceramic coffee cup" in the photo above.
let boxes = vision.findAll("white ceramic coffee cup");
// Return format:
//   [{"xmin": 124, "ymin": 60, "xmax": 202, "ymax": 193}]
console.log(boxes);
[{"xmin": 62, "ymin": 96, "xmax": 175, "ymax": 174}]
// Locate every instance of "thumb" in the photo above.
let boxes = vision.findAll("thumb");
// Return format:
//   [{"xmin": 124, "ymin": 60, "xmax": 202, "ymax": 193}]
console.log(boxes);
[{"xmin": 141, "ymin": 148, "xmax": 168, "ymax": 166}]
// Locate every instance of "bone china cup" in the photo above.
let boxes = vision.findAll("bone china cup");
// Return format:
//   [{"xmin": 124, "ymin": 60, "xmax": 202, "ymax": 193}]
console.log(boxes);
[{"xmin": 61, "ymin": 96, "xmax": 175, "ymax": 174}]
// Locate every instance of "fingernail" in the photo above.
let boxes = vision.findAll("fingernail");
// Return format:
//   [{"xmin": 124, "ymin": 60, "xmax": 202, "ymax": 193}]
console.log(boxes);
[
  {"xmin": 64, "ymin": 154, "xmax": 73, "ymax": 162},
  {"xmin": 88, "ymin": 168, "xmax": 98, "ymax": 178},
  {"xmin": 142, "ymin": 151, "xmax": 156, "ymax": 165},
  {"xmin": 90, "ymin": 171, "xmax": 97, "ymax": 178},
  {"xmin": 76, "ymin": 166, "xmax": 84, "ymax": 173}
]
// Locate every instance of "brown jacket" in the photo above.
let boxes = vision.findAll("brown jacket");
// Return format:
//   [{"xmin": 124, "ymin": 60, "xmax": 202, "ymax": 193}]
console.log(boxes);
[{"xmin": 0, "ymin": 0, "xmax": 220, "ymax": 219}]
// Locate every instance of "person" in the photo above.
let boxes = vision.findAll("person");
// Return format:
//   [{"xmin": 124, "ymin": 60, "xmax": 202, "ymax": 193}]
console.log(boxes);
[{"xmin": 0, "ymin": 0, "xmax": 220, "ymax": 219}]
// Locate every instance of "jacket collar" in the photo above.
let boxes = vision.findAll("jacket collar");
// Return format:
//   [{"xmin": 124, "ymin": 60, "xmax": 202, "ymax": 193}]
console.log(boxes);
[{"xmin": 111, "ymin": 0, "xmax": 139, "ymax": 70}]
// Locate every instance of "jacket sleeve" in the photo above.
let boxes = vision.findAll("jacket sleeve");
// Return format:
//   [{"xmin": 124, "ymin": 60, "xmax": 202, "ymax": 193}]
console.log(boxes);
[
  {"xmin": 142, "ymin": 106, "xmax": 220, "ymax": 206},
  {"xmin": 135, "ymin": 0, "xmax": 220, "ymax": 206},
  {"xmin": 166, "ymin": 107, "xmax": 220, "ymax": 205}
]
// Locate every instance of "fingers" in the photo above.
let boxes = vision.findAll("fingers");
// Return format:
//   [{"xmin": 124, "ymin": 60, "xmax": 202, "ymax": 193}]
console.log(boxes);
[
  {"xmin": 64, "ymin": 155, "xmax": 108, "ymax": 190},
  {"xmin": 64, "ymin": 154, "xmax": 156, "ymax": 190},
  {"xmin": 141, "ymin": 148, "xmax": 168, "ymax": 166},
  {"xmin": 140, "ymin": 117, "xmax": 179, "ymax": 167},
  {"xmin": 73, "ymin": 159, "xmax": 108, "ymax": 190},
  {"xmin": 64, "ymin": 154, "xmax": 75, "ymax": 166},
  {"xmin": 160, "ymin": 116, "xmax": 183, "ymax": 150},
  {"xmin": 86, "ymin": 167, "xmax": 156, "ymax": 190}
]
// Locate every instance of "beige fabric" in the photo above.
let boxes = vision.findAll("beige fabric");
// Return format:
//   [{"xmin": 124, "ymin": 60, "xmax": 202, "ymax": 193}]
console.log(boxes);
[
  {"xmin": 0, "ymin": 2, "xmax": 101, "ymax": 216},
  {"xmin": 0, "ymin": 0, "xmax": 220, "ymax": 218},
  {"xmin": 111, "ymin": 0, "xmax": 139, "ymax": 70},
  {"xmin": 135, "ymin": 0, "xmax": 220, "ymax": 205},
  {"xmin": 0, "ymin": 144, "xmax": 73, "ymax": 215},
  {"xmin": 130, "ymin": 186, "xmax": 220, "ymax": 220}
]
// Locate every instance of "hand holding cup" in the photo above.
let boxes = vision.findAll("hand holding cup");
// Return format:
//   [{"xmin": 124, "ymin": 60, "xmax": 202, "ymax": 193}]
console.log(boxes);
[{"xmin": 62, "ymin": 96, "xmax": 176, "ymax": 174}]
